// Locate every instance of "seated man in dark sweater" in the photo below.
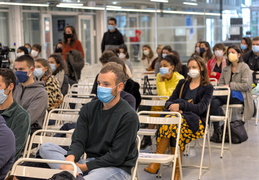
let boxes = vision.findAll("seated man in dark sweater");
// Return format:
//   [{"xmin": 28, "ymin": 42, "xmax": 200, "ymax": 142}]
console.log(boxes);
[{"xmin": 39, "ymin": 62, "xmax": 139, "ymax": 180}]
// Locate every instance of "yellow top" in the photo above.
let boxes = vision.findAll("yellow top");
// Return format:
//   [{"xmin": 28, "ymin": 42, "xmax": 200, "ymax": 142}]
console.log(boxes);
[{"xmin": 156, "ymin": 72, "xmax": 184, "ymax": 97}]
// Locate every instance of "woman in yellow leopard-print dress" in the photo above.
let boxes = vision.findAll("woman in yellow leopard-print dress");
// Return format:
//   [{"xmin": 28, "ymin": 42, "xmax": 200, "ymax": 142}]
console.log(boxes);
[
  {"xmin": 144, "ymin": 56, "xmax": 213, "ymax": 180},
  {"xmin": 34, "ymin": 58, "xmax": 63, "ymax": 111}
]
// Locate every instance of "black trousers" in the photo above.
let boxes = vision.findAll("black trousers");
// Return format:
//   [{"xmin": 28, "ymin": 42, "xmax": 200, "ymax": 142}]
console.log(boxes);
[{"xmin": 210, "ymin": 96, "xmax": 243, "ymax": 131}]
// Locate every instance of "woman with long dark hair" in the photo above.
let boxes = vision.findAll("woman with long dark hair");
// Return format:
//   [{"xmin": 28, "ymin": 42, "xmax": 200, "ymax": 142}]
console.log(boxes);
[{"xmin": 62, "ymin": 25, "xmax": 84, "ymax": 61}]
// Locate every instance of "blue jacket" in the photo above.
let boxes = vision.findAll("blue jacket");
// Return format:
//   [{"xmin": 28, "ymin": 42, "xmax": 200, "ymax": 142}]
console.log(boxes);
[{"xmin": 0, "ymin": 115, "xmax": 16, "ymax": 180}]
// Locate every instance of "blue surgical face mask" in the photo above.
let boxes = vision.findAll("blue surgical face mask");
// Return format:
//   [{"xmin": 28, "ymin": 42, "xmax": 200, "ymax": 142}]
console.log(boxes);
[
  {"xmin": 0, "ymin": 89, "xmax": 8, "ymax": 104},
  {"xmin": 162, "ymin": 54, "xmax": 167, "ymax": 58},
  {"xmin": 159, "ymin": 67, "xmax": 169, "ymax": 75},
  {"xmin": 240, "ymin": 44, "xmax": 247, "ymax": 50},
  {"xmin": 15, "ymin": 71, "xmax": 30, "ymax": 83},
  {"xmin": 252, "ymin": 45, "xmax": 259, "ymax": 53},
  {"xmin": 50, "ymin": 64, "xmax": 56, "ymax": 72},
  {"xmin": 33, "ymin": 68, "xmax": 44, "ymax": 78},
  {"xmin": 27, "ymin": 48, "xmax": 31, "ymax": 53},
  {"xmin": 108, "ymin": 25, "xmax": 115, "ymax": 31},
  {"xmin": 97, "ymin": 86, "xmax": 116, "ymax": 103}
]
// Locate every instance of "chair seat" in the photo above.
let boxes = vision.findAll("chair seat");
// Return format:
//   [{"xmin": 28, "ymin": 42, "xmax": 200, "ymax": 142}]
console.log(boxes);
[
  {"xmin": 222, "ymin": 104, "xmax": 243, "ymax": 108},
  {"xmin": 138, "ymin": 129, "xmax": 157, "ymax": 136},
  {"xmin": 210, "ymin": 115, "xmax": 226, "ymax": 122},
  {"xmin": 139, "ymin": 153, "xmax": 175, "ymax": 164}
]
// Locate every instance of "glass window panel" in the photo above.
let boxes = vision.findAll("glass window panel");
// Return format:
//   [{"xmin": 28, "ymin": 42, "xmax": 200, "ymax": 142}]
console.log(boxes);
[
  {"xmin": 23, "ymin": 12, "xmax": 40, "ymax": 46},
  {"xmin": 0, "ymin": 12, "xmax": 9, "ymax": 46}
]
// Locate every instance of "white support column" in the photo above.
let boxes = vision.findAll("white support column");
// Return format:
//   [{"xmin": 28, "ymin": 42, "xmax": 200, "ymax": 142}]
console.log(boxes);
[{"xmin": 9, "ymin": 6, "xmax": 23, "ymax": 49}]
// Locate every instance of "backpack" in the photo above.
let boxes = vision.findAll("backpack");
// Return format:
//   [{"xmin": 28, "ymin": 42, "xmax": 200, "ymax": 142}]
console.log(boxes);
[{"xmin": 66, "ymin": 50, "xmax": 84, "ymax": 82}]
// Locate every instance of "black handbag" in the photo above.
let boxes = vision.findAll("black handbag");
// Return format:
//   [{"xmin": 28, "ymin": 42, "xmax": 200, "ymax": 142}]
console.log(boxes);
[{"xmin": 218, "ymin": 120, "xmax": 248, "ymax": 144}]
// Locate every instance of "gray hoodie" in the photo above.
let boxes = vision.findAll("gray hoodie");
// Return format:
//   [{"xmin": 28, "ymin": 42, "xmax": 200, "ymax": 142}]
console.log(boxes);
[
  {"xmin": 13, "ymin": 81, "xmax": 48, "ymax": 128},
  {"xmin": 0, "ymin": 115, "xmax": 15, "ymax": 180}
]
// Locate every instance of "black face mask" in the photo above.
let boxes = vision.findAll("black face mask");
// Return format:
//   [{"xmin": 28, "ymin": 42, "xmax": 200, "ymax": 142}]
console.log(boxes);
[
  {"xmin": 64, "ymin": 33, "xmax": 73, "ymax": 39},
  {"xmin": 55, "ymin": 47, "xmax": 62, "ymax": 53},
  {"xmin": 200, "ymin": 47, "xmax": 206, "ymax": 54}
]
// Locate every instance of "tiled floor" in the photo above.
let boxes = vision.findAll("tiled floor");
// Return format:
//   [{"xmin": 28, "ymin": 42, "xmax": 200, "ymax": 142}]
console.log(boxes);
[{"xmin": 81, "ymin": 62, "xmax": 259, "ymax": 180}]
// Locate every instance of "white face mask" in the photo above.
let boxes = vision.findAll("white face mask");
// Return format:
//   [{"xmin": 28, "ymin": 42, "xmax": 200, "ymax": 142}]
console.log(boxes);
[
  {"xmin": 119, "ymin": 53, "xmax": 126, "ymax": 59},
  {"xmin": 187, "ymin": 69, "xmax": 200, "ymax": 79},
  {"xmin": 195, "ymin": 47, "xmax": 200, "ymax": 53},
  {"xmin": 214, "ymin": 50, "xmax": 224, "ymax": 57},
  {"xmin": 143, "ymin": 50, "xmax": 150, "ymax": 56},
  {"xmin": 31, "ymin": 50, "xmax": 38, "ymax": 58},
  {"xmin": 17, "ymin": 52, "xmax": 25, "ymax": 57}
]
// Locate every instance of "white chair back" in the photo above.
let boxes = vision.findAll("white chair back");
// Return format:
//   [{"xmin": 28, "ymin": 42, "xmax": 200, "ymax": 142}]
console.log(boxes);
[{"xmin": 10, "ymin": 158, "xmax": 77, "ymax": 178}]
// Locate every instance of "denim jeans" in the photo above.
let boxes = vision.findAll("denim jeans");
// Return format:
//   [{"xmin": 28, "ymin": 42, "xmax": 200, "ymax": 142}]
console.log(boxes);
[{"xmin": 39, "ymin": 143, "xmax": 131, "ymax": 180}]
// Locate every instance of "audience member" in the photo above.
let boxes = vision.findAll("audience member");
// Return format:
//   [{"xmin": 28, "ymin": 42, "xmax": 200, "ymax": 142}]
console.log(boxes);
[
  {"xmin": 141, "ymin": 45, "xmax": 158, "ymax": 70},
  {"xmin": 24, "ymin": 43, "xmax": 32, "ymax": 54},
  {"xmin": 34, "ymin": 58, "xmax": 63, "ymax": 111},
  {"xmin": 240, "ymin": 37, "xmax": 252, "ymax": 55},
  {"xmin": 54, "ymin": 42, "xmax": 63, "ymax": 53},
  {"xmin": 31, "ymin": 44, "xmax": 42, "ymax": 59},
  {"xmin": 0, "ymin": 115, "xmax": 16, "ymax": 180},
  {"xmin": 62, "ymin": 25, "xmax": 84, "ymax": 61},
  {"xmin": 140, "ymin": 54, "xmax": 185, "ymax": 150},
  {"xmin": 210, "ymin": 45, "xmax": 254, "ymax": 142},
  {"xmin": 39, "ymin": 63, "xmax": 139, "ymax": 180},
  {"xmin": 207, "ymin": 43, "xmax": 227, "ymax": 81},
  {"xmin": 119, "ymin": 44, "xmax": 133, "ymax": 74},
  {"xmin": 13, "ymin": 55, "xmax": 48, "ymax": 134},
  {"xmin": 0, "ymin": 69, "xmax": 30, "ymax": 160},
  {"xmin": 101, "ymin": 17, "xmax": 124, "ymax": 53},
  {"xmin": 191, "ymin": 41, "xmax": 201, "ymax": 57},
  {"xmin": 199, "ymin": 41, "xmax": 213, "ymax": 64},
  {"xmin": 144, "ymin": 56, "xmax": 213, "ymax": 180},
  {"xmin": 154, "ymin": 45, "xmax": 164, "ymax": 76},
  {"xmin": 48, "ymin": 53, "xmax": 69, "ymax": 95},
  {"xmin": 17, "ymin": 46, "xmax": 29, "ymax": 57},
  {"xmin": 243, "ymin": 36, "xmax": 259, "ymax": 83}
]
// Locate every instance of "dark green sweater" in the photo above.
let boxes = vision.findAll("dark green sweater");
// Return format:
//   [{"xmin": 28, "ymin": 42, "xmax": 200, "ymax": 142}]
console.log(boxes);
[
  {"xmin": 1, "ymin": 101, "xmax": 30, "ymax": 160},
  {"xmin": 67, "ymin": 99, "xmax": 139, "ymax": 175}
]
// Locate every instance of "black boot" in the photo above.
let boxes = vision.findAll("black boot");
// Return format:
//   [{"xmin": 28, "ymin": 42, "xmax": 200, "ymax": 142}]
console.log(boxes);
[
  {"xmin": 140, "ymin": 136, "xmax": 152, "ymax": 150},
  {"xmin": 210, "ymin": 129, "xmax": 222, "ymax": 143}
]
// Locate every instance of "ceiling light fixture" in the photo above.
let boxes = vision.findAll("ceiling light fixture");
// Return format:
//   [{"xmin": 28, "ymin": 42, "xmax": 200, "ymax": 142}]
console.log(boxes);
[
  {"xmin": 150, "ymin": 0, "xmax": 169, "ymax": 3},
  {"xmin": 183, "ymin": 2, "xmax": 198, "ymax": 6},
  {"xmin": 56, "ymin": 5, "xmax": 104, "ymax": 10},
  {"xmin": 58, "ymin": 3, "xmax": 83, "ymax": 6},
  {"xmin": 106, "ymin": 5, "xmax": 122, "ymax": 9},
  {"xmin": 0, "ymin": 2, "xmax": 49, "ymax": 7}
]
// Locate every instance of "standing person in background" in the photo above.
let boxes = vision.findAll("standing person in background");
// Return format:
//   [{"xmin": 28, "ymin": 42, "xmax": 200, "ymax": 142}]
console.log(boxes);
[
  {"xmin": 199, "ymin": 41, "xmax": 213, "ymax": 64},
  {"xmin": 240, "ymin": 37, "xmax": 252, "ymax": 55},
  {"xmin": 141, "ymin": 45, "xmax": 158, "ymax": 71},
  {"xmin": 207, "ymin": 43, "xmax": 227, "ymax": 81},
  {"xmin": 62, "ymin": 25, "xmax": 85, "ymax": 61},
  {"xmin": 48, "ymin": 53, "xmax": 69, "ymax": 95},
  {"xmin": 101, "ymin": 17, "xmax": 124, "ymax": 53},
  {"xmin": 130, "ymin": 25, "xmax": 142, "ymax": 61},
  {"xmin": 118, "ymin": 44, "xmax": 133, "ymax": 74},
  {"xmin": 31, "ymin": 44, "xmax": 42, "ymax": 59},
  {"xmin": 24, "ymin": 43, "xmax": 32, "ymax": 54}
]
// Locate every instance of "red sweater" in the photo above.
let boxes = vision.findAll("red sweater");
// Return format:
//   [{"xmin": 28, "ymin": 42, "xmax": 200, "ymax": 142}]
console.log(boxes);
[{"xmin": 62, "ymin": 39, "xmax": 85, "ymax": 61}]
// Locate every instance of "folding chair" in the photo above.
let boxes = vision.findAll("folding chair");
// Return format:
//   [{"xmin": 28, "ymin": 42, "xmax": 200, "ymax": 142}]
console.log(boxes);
[
  {"xmin": 135, "ymin": 75, "xmax": 157, "ymax": 95},
  {"xmin": 61, "ymin": 93, "xmax": 94, "ymax": 109},
  {"xmin": 10, "ymin": 158, "xmax": 77, "ymax": 178},
  {"xmin": 24, "ymin": 129, "xmax": 73, "ymax": 158},
  {"xmin": 209, "ymin": 78, "xmax": 218, "ymax": 86},
  {"xmin": 209, "ymin": 86, "xmax": 231, "ymax": 158},
  {"xmin": 137, "ymin": 111, "xmax": 183, "ymax": 180},
  {"xmin": 253, "ymin": 94, "xmax": 259, "ymax": 126},
  {"xmin": 42, "ymin": 108, "xmax": 80, "ymax": 130},
  {"xmin": 182, "ymin": 102, "xmax": 212, "ymax": 180},
  {"xmin": 68, "ymin": 83, "xmax": 93, "ymax": 95},
  {"xmin": 138, "ymin": 95, "xmax": 169, "ymax": 152},
  {"xmin": 131, "ymin": 135, "xmax": 141, "ymax": 180}
]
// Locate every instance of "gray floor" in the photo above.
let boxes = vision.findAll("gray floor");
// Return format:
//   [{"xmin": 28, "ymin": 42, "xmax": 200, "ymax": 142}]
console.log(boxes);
[{"xmin": 137, "ymin": 120, "xmax": 259, "ymax": 180}]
